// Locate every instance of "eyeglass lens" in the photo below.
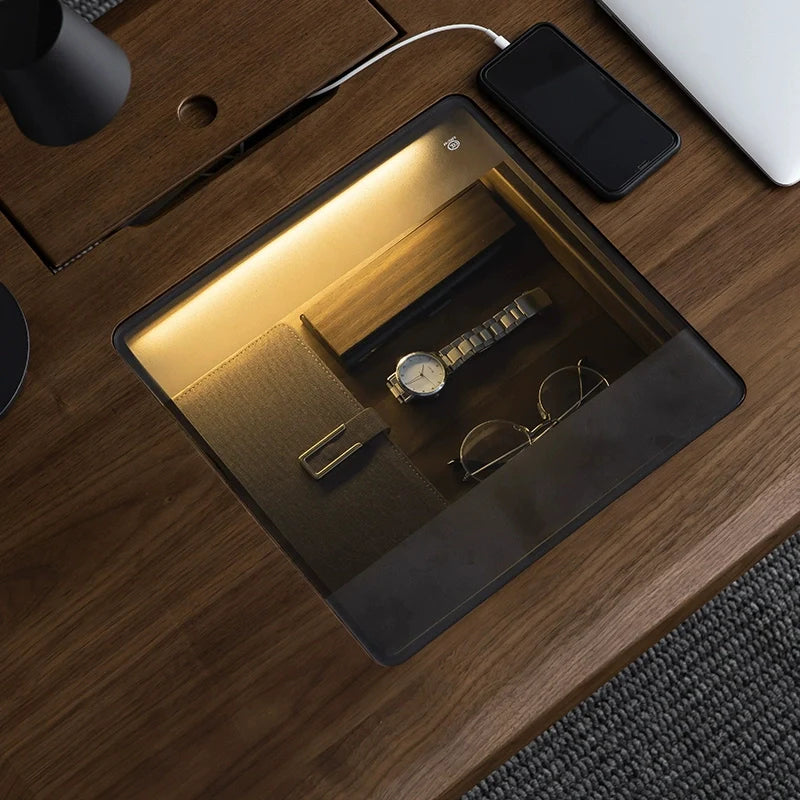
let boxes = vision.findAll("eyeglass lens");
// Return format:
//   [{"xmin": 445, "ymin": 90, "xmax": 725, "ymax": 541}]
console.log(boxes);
[{"xmin": 459, "ymin": 362, "xmax": 608, "ymax": 481}]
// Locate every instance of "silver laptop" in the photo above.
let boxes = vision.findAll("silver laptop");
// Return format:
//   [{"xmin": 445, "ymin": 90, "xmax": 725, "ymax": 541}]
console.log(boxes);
[{"xmin": 597, "ymin": 0, "xmax": 800, "ymax": 186}]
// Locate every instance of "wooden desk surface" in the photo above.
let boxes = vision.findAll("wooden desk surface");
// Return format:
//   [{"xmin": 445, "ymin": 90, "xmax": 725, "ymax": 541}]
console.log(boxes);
[{"xmin": 2, "ymin": 1, "xmax": 799, "ymax": 798}]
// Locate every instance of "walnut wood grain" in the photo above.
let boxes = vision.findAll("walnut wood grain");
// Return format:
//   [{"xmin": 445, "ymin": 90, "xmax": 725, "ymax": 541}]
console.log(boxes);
[
  {"xmin": 301, "ymin": 183, "xmax": 515, "ymax": 358},
  {"xmin": 0, "ymin": 0, "xmax": 396, "ymax": 266},
  {"xmin": 1, "ymin": 0, "xmax": 800, "ymax": 798}
]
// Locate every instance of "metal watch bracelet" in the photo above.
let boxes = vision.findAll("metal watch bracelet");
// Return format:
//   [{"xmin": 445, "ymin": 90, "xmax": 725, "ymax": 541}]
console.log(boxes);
[{"xmin": 437, "ymin": 287, "xmax": 552, "ymax": 372}]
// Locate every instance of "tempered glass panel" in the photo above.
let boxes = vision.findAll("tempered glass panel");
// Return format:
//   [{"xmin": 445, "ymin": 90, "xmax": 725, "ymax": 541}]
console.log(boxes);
[{"xmin": 115, "ymin": 96, "xmax": 744, "ymax": 664}]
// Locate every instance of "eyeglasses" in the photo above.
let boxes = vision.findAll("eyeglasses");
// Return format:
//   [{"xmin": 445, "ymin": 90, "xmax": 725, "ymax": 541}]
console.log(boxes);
[{"xmin": 451, "ymin": 359, "xmax": 609, "ymax": 482}]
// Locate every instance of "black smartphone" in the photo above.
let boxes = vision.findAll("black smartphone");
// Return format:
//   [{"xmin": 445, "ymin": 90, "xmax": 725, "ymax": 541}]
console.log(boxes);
[{"xmin": 479, "ymin": 23, "xmax": 680, "ymax": 200}]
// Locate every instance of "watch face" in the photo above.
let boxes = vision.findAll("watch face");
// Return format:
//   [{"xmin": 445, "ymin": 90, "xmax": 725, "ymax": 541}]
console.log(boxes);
[{"xmin": 396, "ymin": 352, "xmax": 447, "ymax": 397}]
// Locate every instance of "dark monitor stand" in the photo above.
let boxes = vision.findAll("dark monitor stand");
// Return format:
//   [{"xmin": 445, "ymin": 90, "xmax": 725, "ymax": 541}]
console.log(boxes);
[{"xmin": 0, "ymin": 284, "xmax": 29, "ymax": 418}]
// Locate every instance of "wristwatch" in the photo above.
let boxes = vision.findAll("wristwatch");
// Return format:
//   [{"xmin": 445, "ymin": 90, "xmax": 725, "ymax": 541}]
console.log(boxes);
[{"xmin": 386, "ymin": 288, "xmax": 552, "ymax": 403}]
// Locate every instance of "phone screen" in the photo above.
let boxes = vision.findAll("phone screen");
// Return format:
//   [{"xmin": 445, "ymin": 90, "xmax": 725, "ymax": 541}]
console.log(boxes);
[{"xmin": 481, "ymin": 25, "xmax": 678, "ymax": 195}]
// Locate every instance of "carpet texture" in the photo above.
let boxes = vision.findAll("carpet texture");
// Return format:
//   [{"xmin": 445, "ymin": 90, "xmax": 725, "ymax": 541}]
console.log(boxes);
[
  {"xmin": 71, "ymin": 3, "xmax": 800, "ymax": 798},
  {"xmin": 464, "ymin": 531, "xmax": 800, "ymax": 800},
  {"xmin": 65, "ymin": 0, "xmax": 124, "ymax": 23}
]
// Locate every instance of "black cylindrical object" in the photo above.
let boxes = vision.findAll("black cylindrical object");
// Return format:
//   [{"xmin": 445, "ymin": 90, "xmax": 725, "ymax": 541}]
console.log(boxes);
[
  {"xmin": 0, "ymin": 283, "xmax": 29, "ymax": 419},
  {"xmin": 0, "ymin": 0, "xmax": 131, "ymax": 146}
]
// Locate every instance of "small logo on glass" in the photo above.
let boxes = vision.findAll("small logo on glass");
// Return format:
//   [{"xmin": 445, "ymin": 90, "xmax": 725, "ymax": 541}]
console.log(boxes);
[{"xmin": 443, "ymin": 136, "xmax": 461, "ymax": 151}]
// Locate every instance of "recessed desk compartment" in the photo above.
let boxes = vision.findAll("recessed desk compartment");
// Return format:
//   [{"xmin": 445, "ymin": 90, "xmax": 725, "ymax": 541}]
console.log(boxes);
[{"xmin": 115, "ymin": 97, "xmax": 744, "ymax": 664}]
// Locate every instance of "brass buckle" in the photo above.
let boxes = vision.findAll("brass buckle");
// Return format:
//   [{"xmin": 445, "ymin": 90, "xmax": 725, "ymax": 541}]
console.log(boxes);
[{"xmin": 298, "ymin": 424, "xmax": 362, "ymax": 480}]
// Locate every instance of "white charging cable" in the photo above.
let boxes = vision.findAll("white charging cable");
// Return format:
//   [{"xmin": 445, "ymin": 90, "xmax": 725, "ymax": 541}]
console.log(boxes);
[{"xmin": 309, "ymin": 24, "xmax": 511, "ymax": 98}]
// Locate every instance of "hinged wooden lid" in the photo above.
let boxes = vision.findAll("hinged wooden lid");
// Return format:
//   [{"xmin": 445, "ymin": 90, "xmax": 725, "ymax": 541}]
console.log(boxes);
[{"xmin": 0, "ymin": 0, "xmax": 395, "ymax": 267}]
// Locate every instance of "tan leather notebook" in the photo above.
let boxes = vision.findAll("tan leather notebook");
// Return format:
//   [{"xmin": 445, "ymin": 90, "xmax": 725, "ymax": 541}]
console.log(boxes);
[{"xmin": 175, "ymin": 324, "xmax": 447, "ymax": 591}]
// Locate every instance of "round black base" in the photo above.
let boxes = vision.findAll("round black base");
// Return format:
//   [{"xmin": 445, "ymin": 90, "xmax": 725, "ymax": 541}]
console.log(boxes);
[{"xmin": 0, "ymin": 283, "xmax": 30, "ymax": 418}]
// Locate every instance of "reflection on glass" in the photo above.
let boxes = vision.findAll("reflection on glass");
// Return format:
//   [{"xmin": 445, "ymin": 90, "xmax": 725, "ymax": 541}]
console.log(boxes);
[{"xmin": 454, "ymin": 360, "xmax": 609, "ymax": 481}]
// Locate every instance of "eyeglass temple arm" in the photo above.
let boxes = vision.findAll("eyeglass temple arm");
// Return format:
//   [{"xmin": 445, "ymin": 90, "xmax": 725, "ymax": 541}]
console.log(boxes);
[{"xmin": 456, "ymin": 375, "xmax": 609, "ymax": 480}]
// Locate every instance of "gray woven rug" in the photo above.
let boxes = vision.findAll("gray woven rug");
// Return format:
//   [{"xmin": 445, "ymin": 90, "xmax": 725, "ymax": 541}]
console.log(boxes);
[
  {"xmin": 66, "ymin": 0, "xmax": 124, "ymax": 23},
  {"xmin": 464, "ymin": 531, "xmax": 800, "ymax": 800},
  {"xmin": 73, "ymin": 2, "xmax": 800, "ymax": 798}
]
